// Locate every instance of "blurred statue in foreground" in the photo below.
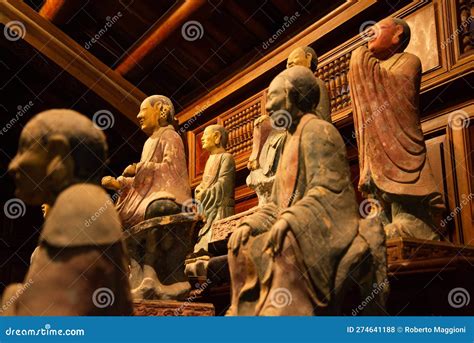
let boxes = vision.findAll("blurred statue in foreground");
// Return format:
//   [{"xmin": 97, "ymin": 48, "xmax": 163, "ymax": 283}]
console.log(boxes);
[
  {"xmin": 287, "ymin": 46, "xmax": 331, "ymax": 122},
  {"xmin": 2, "ymin": 109, "xmax": 132, "ymax": 315},
  {"xmin": 227, "ymin": 67, "xmax": 387, "ymax": 316},
  {"xmin": 349, "ymin": 18, "xmax": 445, "ymax": 240},
  {"xmin": 102, "ymin": 95, "xmax": 191, "ymax": 229}
]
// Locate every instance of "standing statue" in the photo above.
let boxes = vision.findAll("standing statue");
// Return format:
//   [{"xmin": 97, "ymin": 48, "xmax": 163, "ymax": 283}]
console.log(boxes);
[
  {"xmin": 193, "ymin": 125, "xmax": 235, "ymax": 254},
  {"xmin": 102, "ymin": 95, "xmax": 191, "ymax": 229},
  {"xmin": 2, "ymin": 109, "xmax": 132, "ymax": 315},
  {"xmin": 227, "ymin": 66, "xmax": 387, "ymax": 316},
  {"xmin": 287, "ymin": 46, "xmax": 331, "ymax": 122},
  {"xmin": 349, "ymin": 18, "xmax": 445, "ymax": 240}
]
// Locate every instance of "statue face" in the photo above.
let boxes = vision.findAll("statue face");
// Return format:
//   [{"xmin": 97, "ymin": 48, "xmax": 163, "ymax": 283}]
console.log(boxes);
[
  {"xmin": 266, "ymin": 77, "xmax": 290, "ymax": 116},
  {"xmin": 367, "ymin": 18, "xmax": 403, "ymax": 59},
  {"xmin": 287, "ymin": 48, "xmax": 311, "ymax": 69},
  {"xmin": 137, "ymin": 99, "xmax": 159, "ymax": 135},
  {"xmin": 8, "ymin": 131, "xmax": 50, "ymax": 205},
  {"xmin": 201, "ymin": 127, "xmax": 219, "ymax": 152}
]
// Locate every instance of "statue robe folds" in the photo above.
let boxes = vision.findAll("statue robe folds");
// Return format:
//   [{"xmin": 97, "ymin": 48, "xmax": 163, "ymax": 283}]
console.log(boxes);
[
  {"xmin": 349, "ymin": 46, "xmax": 441, "ymax": 199},
  {"xmin": 116, "ymin": 125, "xmax": 191, "ymax": 228},
  {"xmin": 230, "ymin": 114, "xmax": 367, "ymax": 315},
  {"xmin": 194, "ymin": 152, "xmax": 236, "ymax": 252}
]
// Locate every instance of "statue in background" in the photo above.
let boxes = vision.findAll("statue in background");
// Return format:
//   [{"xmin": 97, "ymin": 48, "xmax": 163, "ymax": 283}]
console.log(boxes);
[
  {"xmin": 102, "ymin": 95, "xmax": 191, "ymax": 229},
  {"xmin": 349, "ymin": 18, "xmax": 445, "ymax": 240},
  {"xmin": 227, "ymin": 66, "xmax": 387, "ymax": 316},
  {"xmin": 193, "ymin": 125, "xmax": 235, "ymax": 254},
  {"xmin": 2, "ymin": 109, "xmax": 132, "ymax": 315},
  {"xmin": 287, "ymin": 46, "xmax": 331, "ymax": 122}
]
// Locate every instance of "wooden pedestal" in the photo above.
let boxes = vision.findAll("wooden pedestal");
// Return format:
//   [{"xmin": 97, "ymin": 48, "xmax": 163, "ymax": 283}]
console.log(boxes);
[{"xmin": 133, "ymin": 300, "xmax": 215, "ymax": 316}]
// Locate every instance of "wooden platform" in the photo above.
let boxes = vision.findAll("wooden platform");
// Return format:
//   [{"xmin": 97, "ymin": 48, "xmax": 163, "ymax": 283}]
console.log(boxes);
[{"xmin": 133, "ymin": 300, "xmax": 215, "ymax": 316}]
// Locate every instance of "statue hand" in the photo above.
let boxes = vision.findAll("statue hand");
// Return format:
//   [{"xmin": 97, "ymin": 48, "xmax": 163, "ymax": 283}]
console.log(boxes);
[
  {"xmin": 247, "ymin": 159, "xmax": 259, "ymax": 171},
  {"xmin": 264, "ymin": 219, "xmax": 289, "ymax": 257},
  {"xmin": 122, "ymin": 163, "xmax": 137, "ymax": 177},
  {"xmin": 101, "ymin": 176, "xmax": 121, "ymax": 191},
  {"xmin": 228, "ymin": 224, "xmax": 252, "ymax": 255}
]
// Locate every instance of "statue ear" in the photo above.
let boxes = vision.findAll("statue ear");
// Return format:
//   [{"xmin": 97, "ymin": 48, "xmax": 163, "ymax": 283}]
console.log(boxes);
[
  {"xmin": 45, "ymin": 134, "xmax": 74, "ymax": 192},
  {"xmin": 160, "ymin": 104, "xmax": 170, "ymax": 118},
  {"xmin": 213, "ymin": 131, "xmax": 221, "ymax": 146},
  {"xmin": 393, "ymin": 24, "xmax": 404, "ymax": 47}
]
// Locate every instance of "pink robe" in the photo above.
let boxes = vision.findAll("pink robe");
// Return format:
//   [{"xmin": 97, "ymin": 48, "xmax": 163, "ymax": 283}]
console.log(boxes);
[{"xmin": 116, "ymin": 125, "xmax": 191, "ymax": 228}]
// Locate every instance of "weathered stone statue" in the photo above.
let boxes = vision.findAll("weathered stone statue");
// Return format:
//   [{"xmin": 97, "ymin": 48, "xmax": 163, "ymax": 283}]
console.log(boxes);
[
  {"xmin": 2, "ymin": 109, "xmax": 132, "ymax": 315},
  {"xmin": 227, "ymin": 66, "xmax": 387, "ymax": 316},
  {"xmin": 193, "ymin": 125, "xmax": 235, "ymax": 254},
  {"xmin": 349, "ymin": 18, "xmax": 445, "ymax": 240},
  {"xmin": 102, "ymin": 95, "xmax": 191, "ymax": 229},
  {"xmin": 287, "ymin": 46, "xmax": 331, "ymax": 122}
]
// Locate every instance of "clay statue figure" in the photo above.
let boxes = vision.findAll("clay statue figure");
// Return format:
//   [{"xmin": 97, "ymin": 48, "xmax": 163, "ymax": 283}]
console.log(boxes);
[
  {"xmin": 2, "ymin": 109, "xmax": 132, "ymax": 315},
  {"xmin": 287, "ymin": 46, "xmax": 331, "ymax": 122},
  {"xmin": 102, "ymin": 95, "xmax": 191, "ymax": 229},
  {"xmin": 349, "ymin": 18, "xmax": 445, "ymax": 240},
  {"xmin": 227, "ymin": 66, "xmax": 387, "ymax": 316},
  {"xmin": 193, "ymin": 125, "xmax": 235, "ymax": 254}
]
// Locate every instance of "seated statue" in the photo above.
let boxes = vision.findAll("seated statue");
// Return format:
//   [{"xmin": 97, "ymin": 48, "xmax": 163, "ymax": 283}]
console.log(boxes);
[
  {"xmin": 227, "ymin": 66, "xmax": 387, "ymax": 316},
  {"xmin": 349, "ymin": 18, "xmax": 445, "ymax": 240},
  {"xmin": 193, "ymin": 125, "xmax": 235, "ymax": 254},
  {"xmin": 287, "ymin": 46, "xmax": 331, "ymax": 122},
  {"xmin": 2, "ymin": 109, "xmax": 132, "ymax": 315},
  {"xmin": 102, "ymin": 95, "xmax": 191, "ymax": 229}
]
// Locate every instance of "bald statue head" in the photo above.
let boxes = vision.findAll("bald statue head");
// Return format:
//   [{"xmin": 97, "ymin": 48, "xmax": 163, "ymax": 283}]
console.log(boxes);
[
  {"xmin": 266, "ymin": 66, "xmax": 320, "ymax": 132},
  {"xmin": 287, "ymin": 46, "xmax": 318, "ymax": 72},
  {"xmin": 137, "ymin": 95, "xmax": 175, "ymax": 136},
  {"xmin": 8, "ymin": 109, "xmax": 108, "ymax": 205},
  {"xmin": 201, "ymin": 124, "xmax": 228, "ymax": 154},
  {"xmin": 366, "ymin": 17, "xmax": 411, "ymax": 60}
]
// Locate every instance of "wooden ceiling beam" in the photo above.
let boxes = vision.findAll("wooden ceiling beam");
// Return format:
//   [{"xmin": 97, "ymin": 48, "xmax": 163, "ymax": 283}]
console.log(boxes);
[
  {"xmin": 39, "ymin": 0, "xmax": 83, "ymax": 25},
  {"xmin": 0, "ymin": 0, "xmax": 146, "ymax": 124},
  {"xmin": 115, "ymin": 0, "xmax": 207, "ymax": 76}
]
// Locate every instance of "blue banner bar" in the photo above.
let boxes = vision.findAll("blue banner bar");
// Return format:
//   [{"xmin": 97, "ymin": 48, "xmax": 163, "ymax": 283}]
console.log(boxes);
[{"xmin": 0, "ymin": 317, "xmax": 473, "ymax": 343}]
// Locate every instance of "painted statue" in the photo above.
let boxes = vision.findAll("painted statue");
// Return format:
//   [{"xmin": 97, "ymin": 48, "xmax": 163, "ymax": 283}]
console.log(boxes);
[
  {"xmin": 193, "ymin": 125, "xmax": 235, "ymax": 254},
  {"xmin": 349, "ymin": 18, "xmax": 445, "ymax": 240},
  {"xmin": 2, "ymin": 109, "xmax": 132, "ymax": 315},
  {"xmin": 102, "ymin": 95, "xmax": 191, "ymax": 229},
  {"xmin": 227, "ymin": 66, "xmax": 387, "ymax": 316}
]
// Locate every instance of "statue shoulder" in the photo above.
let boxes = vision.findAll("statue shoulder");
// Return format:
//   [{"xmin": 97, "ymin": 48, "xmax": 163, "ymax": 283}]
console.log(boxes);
[
  {"xmin": 41, "ymin": 184, "xmax": 123, "ymax": 247},
  {"xmin": 396, "ymin": 52, "xmax": 422, "ymax": 74},
  {"xmin": 301, "ymin": 116, "xmax": 344, "ymax": 148}
]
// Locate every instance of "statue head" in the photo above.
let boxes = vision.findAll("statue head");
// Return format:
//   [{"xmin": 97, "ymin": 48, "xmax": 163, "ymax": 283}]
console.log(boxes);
[
  {"xmin": 367, "ymin": 17, "xmax": 411, "ymax": 60},
  {"xmin": 8, "ymin": 109, "xmax": 107, "ymax": 206},
  {"xmin": 286, "ymin": 46, "xmax": 318, "ymax": 72},
  {"xmin": 137, "ymin": 95, "xmax": 175, "ymax": 136},
  {"xmin": 201, "ymin": 124, "xmax": 228, "ymax": 154},
  {"xmin": 266, "ymin": 66, "xmax": 320, "ymax": 131}
]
